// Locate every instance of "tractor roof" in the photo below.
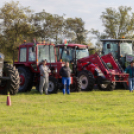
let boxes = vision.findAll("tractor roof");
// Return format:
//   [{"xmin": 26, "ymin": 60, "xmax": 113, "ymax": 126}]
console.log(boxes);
[
  {"xmin": 100, "ymin": 39, "xmax": 133, "ymax": 42},
  {"xmin": 19, "ymin": 43, "xmax": 55, "ymax": 47},
  {"xmin": 56, "ymin": 44, "xmax": 88, "ymax": 49}
]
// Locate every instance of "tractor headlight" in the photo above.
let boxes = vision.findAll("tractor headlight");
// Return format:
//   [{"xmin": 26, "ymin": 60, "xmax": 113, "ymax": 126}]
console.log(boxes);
[{"xmin": 95, "ymin": 68, "xmax": 104, "ymax": 76}]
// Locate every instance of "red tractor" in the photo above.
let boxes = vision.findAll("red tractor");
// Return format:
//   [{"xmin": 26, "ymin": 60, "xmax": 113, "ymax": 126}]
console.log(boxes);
[
  {"xmin": 14, "ymin": 42, "xmax": 81, "ymax": 93},
  {"xmin": 55, "ymin": 44, "xmax": 129, "ymax": 91}
]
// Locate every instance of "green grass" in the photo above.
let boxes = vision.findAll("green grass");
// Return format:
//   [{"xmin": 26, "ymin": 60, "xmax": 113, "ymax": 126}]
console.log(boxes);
[{"xmin": 0, "ymin": 89, "xmax": 134, "ymax": 134}]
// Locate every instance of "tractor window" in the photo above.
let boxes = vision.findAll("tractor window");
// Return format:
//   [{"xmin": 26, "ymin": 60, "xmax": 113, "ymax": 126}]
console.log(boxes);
[
  {"xmin": 76, "ymin": 49, "xmax": 89, "ymax": 59},
  {"xmin": 59, "ymin": 47, "xmax": 89, "ymax": 62},
  {"xmin": 102, "ymin": 42, "xmax": 118, "ymax": 58},
  {"xmin": 20, "ymin": 48, "xmax": 27, "ymax": 62},
  {"xmin": 38, "ymin": 45, "xmax": 55, "ymax": 63},
  {"xmin": 29, "ymin": 47, "xmax": 36, "ymax": 62},
  {"xmin": 120, "ymin": 42, "xmax": 133, "ymax": 57},
  {"xmin": 59, "ymin": 48, "xmax": 74, "ymax": 62}
]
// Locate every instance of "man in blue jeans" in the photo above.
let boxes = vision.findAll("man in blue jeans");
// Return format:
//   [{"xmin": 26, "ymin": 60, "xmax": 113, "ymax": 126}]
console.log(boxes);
[
  {"xmin": 125, "ymin": 61, "xmax": 134, "ymax": 92},
  {"xmin": 59, "ymin": 61, "xmax": 72, "ymax": 94}
]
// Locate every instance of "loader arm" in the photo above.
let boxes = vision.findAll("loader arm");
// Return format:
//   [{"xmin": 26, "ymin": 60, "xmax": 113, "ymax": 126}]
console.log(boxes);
[
  {"xmin": 101, "ymin": 53, "xmax": 122, "ymax": 72},
  {"xmin": 78, "ymin": 53, "xmax": 129, "ymax": 82}
]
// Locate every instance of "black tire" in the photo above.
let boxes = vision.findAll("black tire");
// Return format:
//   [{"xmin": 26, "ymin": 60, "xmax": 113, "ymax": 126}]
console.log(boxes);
[
  {"xmin": 48, "ymin": 76, "xmax": 58, "ymax": 94},
  {"xmin": 36, "ymin": 76, "xmax": 58, "ymax": 94},
  {"xmin": 78, "ymin": 70, "xmax": 95, "ymax": 91},
  {"xmin": 116, "ymin": 82, "xmax": 128, "ymax": 90},
  {"xmin": 0, "ymin": 64, "xmax": 20, "ymax": 95},
  {"xmin": 97, "ymin": 82, "xmax": 115, "ymax": 91},
  {"xmin": 70, "ymin": 77, "xmax": 81, "ymax": 92},
  {"xmin": 122, "ymin": 82, "xmax": 129, "ymax": 90},
  {"xmin": 17, "ymin": 67, "xmax": 33, "ymax": 92}
]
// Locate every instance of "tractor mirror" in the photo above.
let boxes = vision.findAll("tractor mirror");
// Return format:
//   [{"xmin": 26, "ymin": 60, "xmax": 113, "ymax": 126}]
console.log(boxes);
[
  {"xmin": 32, "ymin": 46, "xmax": 36, "ymax": 52},
  {"xmin": 107, "ymin": 44, "xmax": 111, "ymax": 49}
]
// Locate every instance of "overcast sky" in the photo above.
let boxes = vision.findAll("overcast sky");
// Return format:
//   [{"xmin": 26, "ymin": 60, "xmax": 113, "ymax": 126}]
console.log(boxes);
[{"xmin": 1, "ymin": 0, "xmax": 134, "ymax": 43}]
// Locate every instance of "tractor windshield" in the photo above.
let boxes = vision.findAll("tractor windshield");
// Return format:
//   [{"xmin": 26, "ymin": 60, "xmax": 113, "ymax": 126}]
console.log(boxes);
[
  {"xmin": 120, "ymin": 42, "xmax": 133, "ymax": 57},
  {"xmin": 76, "ymin": 49, "xmax": 89, "ymax": 59},
  {"xmin": 60, "ymin": 47, "xmax": 89, "ymax": 62},
  {"xmin": 38, "ymin": 45, "xmax": 55, "ymax": 63}
]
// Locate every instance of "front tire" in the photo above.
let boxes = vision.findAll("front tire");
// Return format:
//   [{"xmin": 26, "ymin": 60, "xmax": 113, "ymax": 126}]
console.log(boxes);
[
  {"xmin": 36, "ymin": 76, "xmax": 58, "ymax": 94},
  {"xmin": 78, "ymin": 70, "xmax": 95, "ymax": 91},
  {"xmin": 48, "ymin": 76, "xmax": 58, "ymax": 94},
  {"xmin": 97, "ymin": 82, "xmax": 115, "ymax": 91}
]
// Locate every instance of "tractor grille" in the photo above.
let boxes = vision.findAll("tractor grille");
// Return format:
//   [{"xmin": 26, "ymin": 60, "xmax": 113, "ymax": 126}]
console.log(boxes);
[
  {"xmin": 115, "ymin": 75, "xmax": 120, "ymax": 81},
  {"xmin": 115, "ymin": 75, "xmax": 125, "ymax": 81}
]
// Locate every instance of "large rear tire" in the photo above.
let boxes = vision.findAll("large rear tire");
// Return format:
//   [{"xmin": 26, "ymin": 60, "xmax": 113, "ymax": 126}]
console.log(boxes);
[
  {"xmin": 70, "ymin": 77, "xmax": 81, "ymax": 92},
  {"xmin": 0, "ymin": 64, "xmax": 20, "ymax": 95},
  {"xmin": 78, "ymin": 70, "xmax": 95, "ymax": 91},
  {"xmin": 17, "ymin": 67, "xmax": 33, "ymax": 92},
  {"xmin": 97, "ymin": 82, "xmax": 115, "ymax": 91}
]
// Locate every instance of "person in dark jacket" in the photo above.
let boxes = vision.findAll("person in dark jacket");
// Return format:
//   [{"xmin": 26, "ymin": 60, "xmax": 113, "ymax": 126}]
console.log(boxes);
[
  {"xmin": 125, "ymin": 61, "xmax": 134, "ymax": 92},
  {"xmin": 59, "ymin": 61, "xmax": 72, "ymax": 94}
]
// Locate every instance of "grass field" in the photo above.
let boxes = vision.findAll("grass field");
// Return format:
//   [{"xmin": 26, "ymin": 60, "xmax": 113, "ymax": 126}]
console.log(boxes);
[{"xmin": 0, "ymin": 88, "xmax": 134, "ymax": 134}]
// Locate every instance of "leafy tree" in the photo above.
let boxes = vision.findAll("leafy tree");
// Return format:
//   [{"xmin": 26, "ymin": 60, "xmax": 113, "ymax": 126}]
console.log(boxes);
[
  {"xmin": 0, "ymin": 1, "xmax": 33, "ymax": 62},
  {"xmin": 65, "ymin": 18, "xmax": 88, "ymax": 44},
  {"xmin": 101, "ymin": 6, "xmax": 134, "ymax": 39}
]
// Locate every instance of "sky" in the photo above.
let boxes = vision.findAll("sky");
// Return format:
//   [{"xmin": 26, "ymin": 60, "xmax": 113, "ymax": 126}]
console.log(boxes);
[{"xmin": 1, "ymin": 0, "xmax": 134, "ymax": 44}]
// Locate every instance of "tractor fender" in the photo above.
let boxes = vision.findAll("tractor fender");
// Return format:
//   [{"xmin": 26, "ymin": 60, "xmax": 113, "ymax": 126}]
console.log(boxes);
[
  {"xmin": 14, "ymin": 63, "xmax": 39, "ymax": 72},
  {"xmin": 84, "ymin": 63, "xmax": 97, "ymax": 75}
]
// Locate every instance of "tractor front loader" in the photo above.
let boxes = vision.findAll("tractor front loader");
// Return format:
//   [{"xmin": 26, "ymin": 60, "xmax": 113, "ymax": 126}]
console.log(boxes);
[{"xmin": 77, "ymin": 53, "xmax": 129, "ymax": 91}]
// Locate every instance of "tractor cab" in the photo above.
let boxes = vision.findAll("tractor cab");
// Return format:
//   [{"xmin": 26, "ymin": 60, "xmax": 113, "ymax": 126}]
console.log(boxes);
[
  {"xmin": 55, "ymin": 44, "xmax": 89, "ymax": 75},
  {"xmin": 55, "ymin": 44, "xmax": 89, "ymax": 63},
  {"xmin": 15, "ymin": 42, "xmax": 56, "ymax": 71},
  {"xmin": 101, "ymin": 39, "xmax": 134, "ymax": 69}
]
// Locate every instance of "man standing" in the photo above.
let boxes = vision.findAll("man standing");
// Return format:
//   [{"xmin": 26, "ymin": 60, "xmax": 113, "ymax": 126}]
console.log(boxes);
[
  {"xmin": 125, "ymin": 61, "xmax": 134, "ymax": 92},
  {"xmin": 39, "ymin": 59, "xmax": 51, "ymax": 95},
  {"xmin": 59, "ymin": 61, "xmax": 72, "ymax": 94}
]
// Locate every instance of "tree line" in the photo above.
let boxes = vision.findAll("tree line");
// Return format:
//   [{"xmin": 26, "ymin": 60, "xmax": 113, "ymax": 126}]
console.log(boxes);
[{"xmin": 0, "ymin": 1, "xmax": 134, "ymax": 61}]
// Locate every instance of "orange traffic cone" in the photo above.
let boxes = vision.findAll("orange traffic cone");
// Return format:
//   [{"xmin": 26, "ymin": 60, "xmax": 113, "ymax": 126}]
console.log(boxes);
[{"xmin": 7, "ymin": 92, "xmax": 11, "ymax": 106}]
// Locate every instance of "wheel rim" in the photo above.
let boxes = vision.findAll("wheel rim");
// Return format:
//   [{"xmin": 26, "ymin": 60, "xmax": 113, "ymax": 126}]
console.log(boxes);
[
  {"xmin": 101, "ymin": 84, "xmax": 108, "ymax": 88},
  {"xmin": 20, "ymin": 75, "xmax": 25, "ymax": 86},
  {"xmin": 79, "ymin": 75, "xmax": 88, "ymax": 89},
  {"xmin": 19, "ymin": 71, "xmax": 26, "ymax": 89},
  {"xmin": 48, "ymin": 81, "xmax": 54, "ymax": 92}
]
